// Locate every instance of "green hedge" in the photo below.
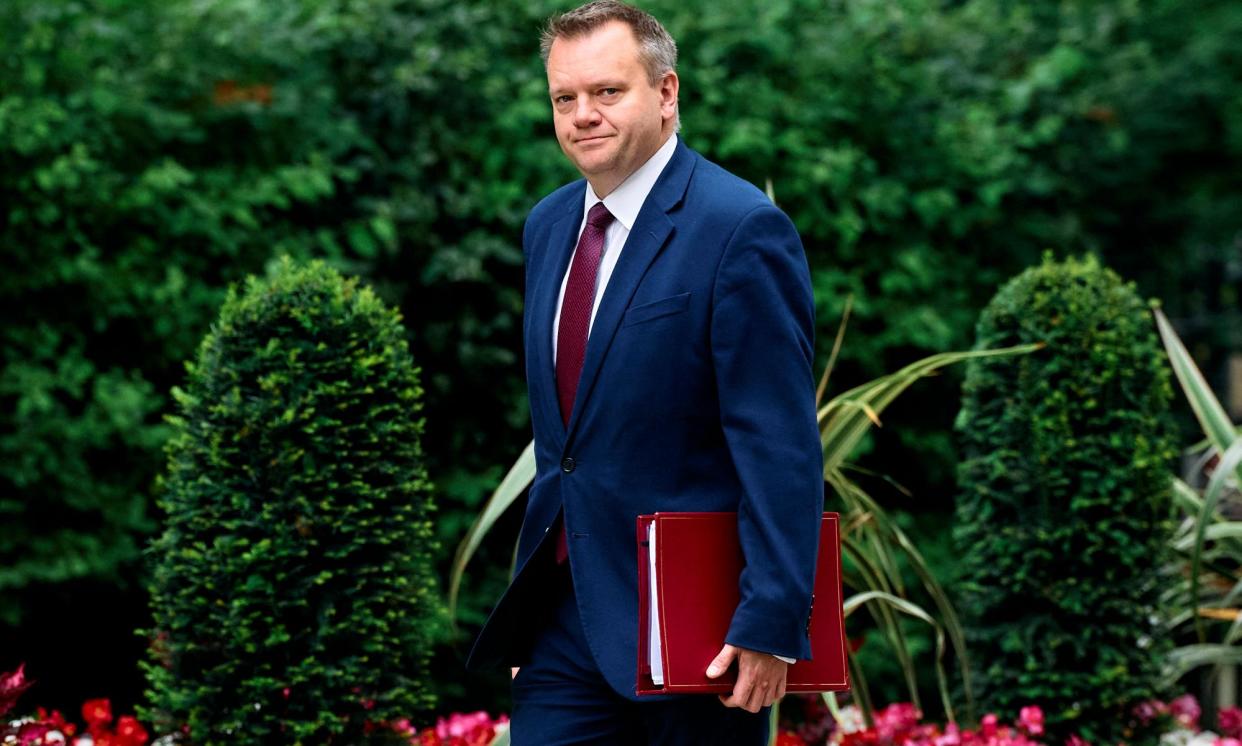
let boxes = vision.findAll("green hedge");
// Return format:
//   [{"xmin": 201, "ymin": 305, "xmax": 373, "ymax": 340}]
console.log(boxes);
[
  {"xmin": 2, "ymin": 0, "xmax": 1240, "ymax": 714},
  {"xmin": 953, "ymin": 254, "xmax": 1178, "ymax": 742},
  {"xmin": 140, "ymin": 257, "xmax": 438, "ymax": 742}
]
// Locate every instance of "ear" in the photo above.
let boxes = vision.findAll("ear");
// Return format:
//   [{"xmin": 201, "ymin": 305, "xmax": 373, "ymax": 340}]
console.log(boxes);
[{"xmin": 659, "ymin": 70, "xmax": 679, "ymax": 122}]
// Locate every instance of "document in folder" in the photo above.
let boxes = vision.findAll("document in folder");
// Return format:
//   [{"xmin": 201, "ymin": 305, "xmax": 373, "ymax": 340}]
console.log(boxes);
[{"xmin": 635, "ymin": 512, "xmax": 849, "ymax": 695}]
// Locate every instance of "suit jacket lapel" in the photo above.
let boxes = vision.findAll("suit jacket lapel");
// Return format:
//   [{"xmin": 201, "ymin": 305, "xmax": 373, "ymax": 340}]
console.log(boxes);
[{"xmin": 563, "ymin": 140, "xmax": 697, "ymax": 441}]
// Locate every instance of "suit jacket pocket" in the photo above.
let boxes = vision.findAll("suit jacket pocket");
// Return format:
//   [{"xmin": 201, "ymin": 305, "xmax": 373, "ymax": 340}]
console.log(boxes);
[{"xmin": 621, "ymin": 291, "xmax": 691, "ymax": 327}]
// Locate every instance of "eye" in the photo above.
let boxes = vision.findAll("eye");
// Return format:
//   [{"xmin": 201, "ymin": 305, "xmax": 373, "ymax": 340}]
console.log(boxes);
[
  {"xmin": 554, "ymin": 94, "xmax": 574, "ymax": 104},
  {"xmin": 600, "ymin": 87, "xmax": 620, "ymax": 97}
]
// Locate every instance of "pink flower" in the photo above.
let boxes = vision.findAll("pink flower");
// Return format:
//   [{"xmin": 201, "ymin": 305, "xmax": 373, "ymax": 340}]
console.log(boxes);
[
  {"xmin": 1170, "ymin": 694, "xmax": 1201, "ymax": 729},
  {"xmin": 1064, "ymin": 734, "xmax": 1090, "ymax": 746},
  {"xmin": 424, "ymin": 710, "xmax": 503, "ymax": 746},
  {"xmin": 1018, "ymin": 706, "xmax": 1044, "ymax": 737},
  {"xmin": 980, "ymin": 714, "xmax": 999, "ymax": 738},
  {"xmin": 1214, "ymin": 739, "xmax": 1242, "ymax": 746},
  {"xmin": 874, "ymin": 702, "xmax": 921, "ymax": 739},
  {"xmin": 0, "ymin": 663, "xmax": 35, "ymax": 717},
  {"xmin": 390, "ymin": 717, "xmax": 416, "ymax": 736},
  {"xmin": 15, "ymin": 720, "xmax": 56, "ymax": 743},
  {"xmin": 1132, "ymin": 700, "xmax": 1167, "ymax": 725},
  {"xmin": 934, "ymin": 723, "xmax": 961, "ymax": 746},
  {"xmin": 1219, "ymin": 707, "xmax": 1242, "ymax": 738}
]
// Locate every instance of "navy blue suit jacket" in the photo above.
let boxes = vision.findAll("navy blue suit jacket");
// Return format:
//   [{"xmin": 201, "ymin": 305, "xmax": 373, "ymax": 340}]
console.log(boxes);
[{"xmin": 466, "ymin": 138, "xmax": 824, "ymax": 701}]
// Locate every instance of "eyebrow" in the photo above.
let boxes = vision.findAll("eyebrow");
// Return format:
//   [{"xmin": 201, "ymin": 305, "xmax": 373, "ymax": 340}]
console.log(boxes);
[{"xmin": 549, "ymin": 80, "xmax": 627, "ymax": 96}]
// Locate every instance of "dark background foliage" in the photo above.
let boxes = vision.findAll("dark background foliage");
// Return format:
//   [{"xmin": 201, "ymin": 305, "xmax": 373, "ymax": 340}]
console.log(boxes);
[{"xmin": 1, "ymin": 0, "xmax": 1239, "ymax": 723}]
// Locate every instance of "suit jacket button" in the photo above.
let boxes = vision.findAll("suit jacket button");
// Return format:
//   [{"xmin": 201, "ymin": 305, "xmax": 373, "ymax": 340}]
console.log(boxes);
[{"xmin": 561, "ymin": 457, "xmax": 575, "ymax": 472}]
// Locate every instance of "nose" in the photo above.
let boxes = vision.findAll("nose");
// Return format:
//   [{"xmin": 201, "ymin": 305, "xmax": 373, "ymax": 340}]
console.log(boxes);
[{"xmin": 572, "ymin": 95, "xmax": 601, "ymax": 129}]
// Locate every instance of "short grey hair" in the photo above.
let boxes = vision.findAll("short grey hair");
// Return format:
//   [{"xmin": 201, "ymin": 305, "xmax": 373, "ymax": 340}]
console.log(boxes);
[{"xmin": 540, "ymin": 1, "xmax": 678, "ymax": 87}]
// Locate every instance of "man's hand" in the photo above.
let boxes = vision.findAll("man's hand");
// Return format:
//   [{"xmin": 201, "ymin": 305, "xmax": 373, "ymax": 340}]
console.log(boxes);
[{"xmin": 705, "ymin": 643, "xmax": 788, "ymax": 713}]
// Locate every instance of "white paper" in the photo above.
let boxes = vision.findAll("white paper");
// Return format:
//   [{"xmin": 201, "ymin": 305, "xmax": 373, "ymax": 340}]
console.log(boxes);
[{"xmin": 648, "ymin": 520, "xmax": 663, "ymax": 685}]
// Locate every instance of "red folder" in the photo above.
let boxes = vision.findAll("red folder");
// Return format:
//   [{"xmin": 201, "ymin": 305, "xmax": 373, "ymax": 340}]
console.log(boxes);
[{"xmin": 635, "ymin": 512, "xmax": 849, "ymax": 695}]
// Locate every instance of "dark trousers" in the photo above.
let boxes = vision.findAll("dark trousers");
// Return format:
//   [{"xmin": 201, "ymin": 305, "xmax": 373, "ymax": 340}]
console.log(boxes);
[{"xmin": 508, "ymin": 555, "xmax": 771, "ymax": 745}]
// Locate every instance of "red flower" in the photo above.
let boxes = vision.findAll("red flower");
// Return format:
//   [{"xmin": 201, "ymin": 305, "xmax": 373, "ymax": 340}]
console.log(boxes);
[
  {"xmin": 419, "ymin": 730, "xmax": 442, "ymax": 746},
  {"xmin": 1220, "ymin": 706, "xmax": 1242, "ymax": 738},
  {"xmin": 15, "ymin": 720, "xmax": 55, "ymax": 742},
  {"xmin": 115, "ymin": 714, "xmax": 149, "ymax": 745},
  {"xmin": 36, "ymin": 707, "xmax": 77, "ymax": 736},
  {"xmin": 841, "ymin": 730, "xmax": 880, "ymax": 746},
  {"xmin": 82, "ymin": 697, "xmax": 113, "ymax": 728},
  {"xmin": 774, "ymin": 730, "xmax": 808, "ymax": 746}
]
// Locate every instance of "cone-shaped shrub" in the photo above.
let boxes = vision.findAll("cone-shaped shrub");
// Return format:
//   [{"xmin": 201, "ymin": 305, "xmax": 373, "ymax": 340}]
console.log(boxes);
[
  {"xmin": 953, "ymin": 254, "xmax": 1176, "ymax": 742},
  {"xmin": 140, "ymin": 256, "xmax": 438, "ymax": 743}
]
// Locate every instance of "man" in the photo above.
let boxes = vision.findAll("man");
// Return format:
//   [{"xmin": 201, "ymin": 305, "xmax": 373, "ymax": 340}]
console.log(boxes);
[{"xmin": 465, "ymin": 2, "xmax": 824, "ymax": 743}]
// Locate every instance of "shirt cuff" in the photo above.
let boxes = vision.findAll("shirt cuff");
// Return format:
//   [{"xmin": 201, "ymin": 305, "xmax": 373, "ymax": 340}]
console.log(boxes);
[{"xmin": 772, "ymin": 654, "xmax": 796, "ymax": 664}]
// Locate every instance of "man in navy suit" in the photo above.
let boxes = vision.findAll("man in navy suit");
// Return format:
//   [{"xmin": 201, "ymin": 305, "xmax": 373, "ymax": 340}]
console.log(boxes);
[{"xmin": 465, "ymin": 2, "xmax": 824, "ymax": 742}]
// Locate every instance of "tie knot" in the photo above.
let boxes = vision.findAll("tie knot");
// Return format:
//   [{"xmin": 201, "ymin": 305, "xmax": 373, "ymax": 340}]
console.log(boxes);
[{"xmin": 586, "ymin": 201, "xmax": 614, "ymax": 230}]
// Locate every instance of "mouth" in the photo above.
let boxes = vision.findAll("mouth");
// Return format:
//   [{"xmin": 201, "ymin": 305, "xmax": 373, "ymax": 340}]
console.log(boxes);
[{"xmin": 574, "ymin": 135, "xmax": 613, "ymax": 144}]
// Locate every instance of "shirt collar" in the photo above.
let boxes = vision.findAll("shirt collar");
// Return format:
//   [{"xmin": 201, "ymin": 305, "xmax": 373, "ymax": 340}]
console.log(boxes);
[{"xmin": 584, "ymin": 133, "xmax": 679, "ymax": 231}]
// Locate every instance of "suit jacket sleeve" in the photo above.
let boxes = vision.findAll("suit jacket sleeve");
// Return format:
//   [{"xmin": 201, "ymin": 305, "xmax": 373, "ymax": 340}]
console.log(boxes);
[{"xmin": 711, "ymin": 202, "xmax": 824, "ymax": 661}]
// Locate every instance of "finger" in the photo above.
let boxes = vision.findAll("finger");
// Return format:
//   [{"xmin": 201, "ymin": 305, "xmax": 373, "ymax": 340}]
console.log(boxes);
[
  {"xmin": 718, "ymin": 689, "xmax": 741, "ymax": 709},
  {"xmin": 706, "ymin": 644, "xmax": 737, "ymax": 678},
  {"xmin": 721, "ymin": 670, "xmax": 753, "ymax": 710},
  {"xmin": 775, "ymin": 676, "xmax": 786, "ymax": 701},
  {"xmin": 746, "ymin": 678, "xmax": 769, "ymax": 712},
  {"xmin": 756, "ymin": 678, "xmax": 773, "ymax": 709},
  {"xmin": 732, "ymin": 668, "xmax": 759, "ymax": 713},
  {"xmin": 763, "ymin": 680, "xmax": 778, "ymax": 708}
]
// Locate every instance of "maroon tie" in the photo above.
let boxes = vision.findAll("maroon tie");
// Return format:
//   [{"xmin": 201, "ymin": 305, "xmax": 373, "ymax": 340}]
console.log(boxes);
[{"xmin": 553, "ymin": 201, "xmax": 614, "ymax": 564}]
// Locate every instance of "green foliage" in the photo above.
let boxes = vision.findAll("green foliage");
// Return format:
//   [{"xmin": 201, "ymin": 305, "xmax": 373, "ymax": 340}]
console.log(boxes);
[
  {"xmin": 954, "ymin": 254, "xmax": 1179, "ymax": 742},
  {"xmin": 2, "ymin": 0, "xmax": 1241, "ymax": 714},
  {"xmin": 1155, "ymin": 308, "xmax": 1242, "ymax": 704},
  {"xmin": 663, "ymin": 0, "xmax": 1242, "ymax": 492},
  {"xmin": 139, "ymin": 256, "xmax": 438, "ymax": 743}
]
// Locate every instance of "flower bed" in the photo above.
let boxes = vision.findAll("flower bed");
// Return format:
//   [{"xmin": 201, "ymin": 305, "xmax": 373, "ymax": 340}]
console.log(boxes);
[
  {"xmin": 7, "ymin": 663, "xmax": 1242, "ymax": 746},
  {"xmin": 771, "ymin": 695, "xmax": 1241, "ymax": 746}
]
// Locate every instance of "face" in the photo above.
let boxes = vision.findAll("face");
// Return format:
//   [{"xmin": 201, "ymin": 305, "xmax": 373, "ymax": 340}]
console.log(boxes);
[{"xmin": 546, "ymin": 20, "xmax": 678, "ymax": 197}]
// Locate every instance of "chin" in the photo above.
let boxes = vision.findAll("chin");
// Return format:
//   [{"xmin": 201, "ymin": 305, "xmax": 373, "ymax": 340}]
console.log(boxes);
[{"xmin": 574, "ymin": 150, "xmax": 618, "ymax": 175}]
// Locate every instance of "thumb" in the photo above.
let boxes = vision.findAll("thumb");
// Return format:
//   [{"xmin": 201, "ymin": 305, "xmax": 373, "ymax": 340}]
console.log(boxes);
[{"xmin": 706, "ymin": 644, "xmax": 738, "ymax": 678}]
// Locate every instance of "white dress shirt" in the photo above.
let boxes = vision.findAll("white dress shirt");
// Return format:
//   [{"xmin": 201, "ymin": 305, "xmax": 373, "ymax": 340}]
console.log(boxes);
[
  {"xmin": 548, "ymin": 132, "xmax": 797, "ymax": 667},
  {"xmin": 551, "ymin": 133, "xmax": 679, "ymax": 366}
]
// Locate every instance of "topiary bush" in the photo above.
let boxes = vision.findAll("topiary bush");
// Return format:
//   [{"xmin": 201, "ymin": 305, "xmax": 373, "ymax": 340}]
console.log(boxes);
[
  {"xmin": 953, "ymin": 253, "xmax": 1178, "ymax": 743},
  {"xmin": 139, "ymin": 255, "xmax": 439, "ymax": 743}
]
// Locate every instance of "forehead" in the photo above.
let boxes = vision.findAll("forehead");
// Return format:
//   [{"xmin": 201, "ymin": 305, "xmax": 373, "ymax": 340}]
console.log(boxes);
[{"xmin": 546, "ymin": 20, "xmax": 645, "ymax": 90}]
